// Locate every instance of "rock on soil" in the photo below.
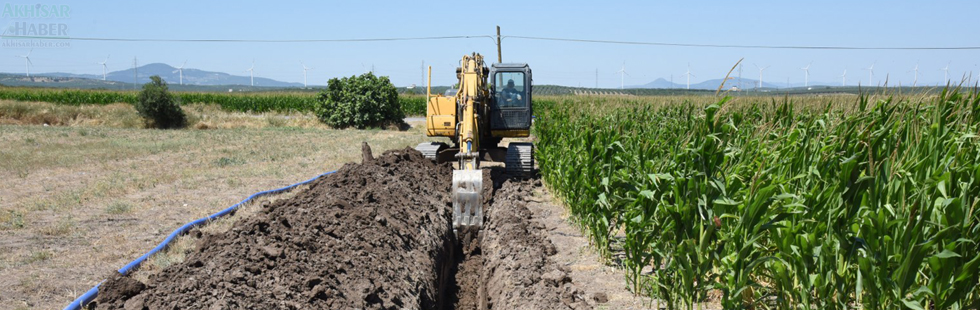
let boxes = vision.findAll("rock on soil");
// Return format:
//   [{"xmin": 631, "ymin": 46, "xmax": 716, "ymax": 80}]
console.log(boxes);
[{"xmin": 95, "ymin": 146, "xmax": 454, "ymax": 309}]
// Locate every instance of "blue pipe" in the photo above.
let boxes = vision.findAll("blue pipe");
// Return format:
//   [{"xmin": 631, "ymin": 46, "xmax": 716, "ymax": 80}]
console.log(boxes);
[{"xmin": 63, "ymin": 171, "xmax": 335, "ymax": 310}]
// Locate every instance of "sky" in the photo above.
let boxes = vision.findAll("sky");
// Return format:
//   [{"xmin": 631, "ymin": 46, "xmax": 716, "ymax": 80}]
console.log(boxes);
[{"xmin": 0, "ymin": 0, "xmax": 977, "ymax": 88}]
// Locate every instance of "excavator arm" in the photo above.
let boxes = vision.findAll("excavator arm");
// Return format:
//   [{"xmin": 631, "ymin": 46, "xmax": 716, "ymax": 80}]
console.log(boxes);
[{"xmin": 451, "ymin": 54, "xmax": 488, "ymax": 229}]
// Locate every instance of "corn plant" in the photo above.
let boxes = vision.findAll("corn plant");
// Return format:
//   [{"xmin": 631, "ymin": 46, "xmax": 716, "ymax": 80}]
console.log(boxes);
[{"xmin": 534, "ymin": 89, "xmax": 980, "ymax": 309}]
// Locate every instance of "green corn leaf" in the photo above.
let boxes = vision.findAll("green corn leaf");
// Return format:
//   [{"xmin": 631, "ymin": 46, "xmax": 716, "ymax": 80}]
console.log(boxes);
[
  {"xmin": 933, "ymin": 249, "xmax": 961, "ymax": 259},
  {"xmin": 901, "ymin": 299, "xmax": 925, "ymax": 310}
]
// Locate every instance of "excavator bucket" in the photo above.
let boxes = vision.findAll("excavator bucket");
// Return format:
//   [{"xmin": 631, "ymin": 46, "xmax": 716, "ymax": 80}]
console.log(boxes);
[{"xmin": 452, "ymin": 170, "xmax": 483, "ymax": 228}]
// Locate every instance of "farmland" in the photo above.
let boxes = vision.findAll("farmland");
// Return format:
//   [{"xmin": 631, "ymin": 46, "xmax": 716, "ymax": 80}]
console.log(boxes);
[
  {"xmin": 534, "ymin": 90, "xmax": 980, "ymax": 309},
  {"xmin": 5, "ymin": 87, "xmax": 979, "ymax": 309},
  {"xmin": 0, "ymin": 96, "xmax": 621, "ymax": 309}
]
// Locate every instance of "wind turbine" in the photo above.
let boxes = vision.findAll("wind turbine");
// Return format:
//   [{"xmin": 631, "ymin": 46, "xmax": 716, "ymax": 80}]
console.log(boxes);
[
  {"xmin": 754, "ymin": 64, "xmax": 769, "ymax": 89},
  {"xmin": 801, "ymin": 62, "xmax": 812, "ymax": 88},
  {"xmin": 98, "ymin": 55, "xmax": 109, "ymax": 81},
  {"xmin": 738, "ymin": 63, "xmax": 743, "ymax": 90},
  {"xmin": 16, "ymin": 49, "xmax": 33, "ymax": 77},
  {"xmin": 173, "ymin": 60, "xmax": 186, "ymax": 85},
  {"xmin": 301, "ymin": 62, "xmax": 314, "ymax": 88},
  {"xmin": 865, "ymin": 62, "xmax": 875, "ymax": 86},
  {"xmin": 841, "ymin": 69, "xmax": 847, "ymax": 86},
  {"xmin": 616, "ymin": 62, "xmax": 629, "ymax": 90},
  {"xmin": 245, "ymin": 60, "xmax": 254, "ymax": 86},
  {"xmin": 133, "ymin": 57, "xmax": 138, "ymax": 88},
  {"xmin": 685, "ymin": 64, "xmax": 695, "ymax": 90},
  {"xmin": 942, "ymin": 62, "xmax": 950, "ymax": 85},
  {"xmin": 912, "ymin": 64, "xmax": 920, "ymax": 87}
]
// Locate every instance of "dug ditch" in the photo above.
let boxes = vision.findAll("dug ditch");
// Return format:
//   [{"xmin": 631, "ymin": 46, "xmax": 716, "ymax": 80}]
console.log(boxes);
[{"xmin": 93, "ymin": 145, "xmax": 592, "ymax": 310}]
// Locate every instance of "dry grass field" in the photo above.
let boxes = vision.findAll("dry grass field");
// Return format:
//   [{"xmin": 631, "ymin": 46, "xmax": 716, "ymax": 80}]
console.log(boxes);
[{"xmin": 0, "ymin": 101, "xmax": 432, "ymax": 309}]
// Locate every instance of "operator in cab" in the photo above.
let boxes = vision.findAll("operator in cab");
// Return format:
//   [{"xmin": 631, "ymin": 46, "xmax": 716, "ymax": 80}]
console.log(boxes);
[{"xmin": 501, "ymin": 79, "xmax": 522, "ymax": 107}]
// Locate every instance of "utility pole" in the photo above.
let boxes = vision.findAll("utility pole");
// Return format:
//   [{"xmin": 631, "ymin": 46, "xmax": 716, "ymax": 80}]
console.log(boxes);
[
  {"xmin": 496, "ymin": 26, "xmax": 502, "ymax": 63},
  {"xmin": 133, "ymin": 57, "xmax": 138, "ymax": 89},
  {"xmin": 595, "ymin": 68, "xmax": 598, "ymax": 88},
  {"xmin": 739, "ymin": 64, "xmax": 744, "ymax": 89}
]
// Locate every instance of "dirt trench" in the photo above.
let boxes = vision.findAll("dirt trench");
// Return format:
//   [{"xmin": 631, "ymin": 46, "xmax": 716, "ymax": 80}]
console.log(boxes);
[{"xmin": 94, "ymin": 145, "xmax": 591, "ymax": 310}]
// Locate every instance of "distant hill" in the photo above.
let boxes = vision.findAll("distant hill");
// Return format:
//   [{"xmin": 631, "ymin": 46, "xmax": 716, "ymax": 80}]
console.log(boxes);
[
  {"xmin": 40, "ymin": 63, "xmax": 303, "ymax": 87},
  {"xmin": 631, "ymin": 77, "xmax": 839, "ymax": 90},
  {"xmin": 632, "ymin": 77, "xmax": 782, "ymax": 90}
]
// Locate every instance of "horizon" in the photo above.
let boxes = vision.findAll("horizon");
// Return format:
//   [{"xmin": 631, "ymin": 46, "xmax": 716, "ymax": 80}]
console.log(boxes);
[{"xmin": 0, "ymin": 61, "xmax": 970, "ymax": 90}]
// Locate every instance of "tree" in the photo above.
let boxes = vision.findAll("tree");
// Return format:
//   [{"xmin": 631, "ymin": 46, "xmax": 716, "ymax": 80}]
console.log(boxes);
[
  {"xmin": 135, "ymin": 76, "xmax": 186, "ymax": 129},
  {"xmin": 314, "ymin": 72, "xmax": 404, "ymax": 129}
]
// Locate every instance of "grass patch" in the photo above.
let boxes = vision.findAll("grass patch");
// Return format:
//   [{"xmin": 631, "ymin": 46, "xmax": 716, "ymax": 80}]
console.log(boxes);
[
  {"xmin": 23, "ymin": 250, "xmax": 51, "ymax": 264},
  {"xmin": 39, "ymin": 215, "xmax": 76, "ymax": 236},
  {"xmin": 0, "ymin": 100, "xmax": 142, "ymax": 127},
  {"xmin": 265, "ymin": 115, "xmax": 288, "ymax": 127},
  {"xmin": 104, "ymin": 201, "xmax": 133, "ymax": 214},
  {"xmin": 213, "ymin": 156, "xmax": 246, "ymax": 167},
  {"xmin": 1, "ymin": 210, "xmax": 25, "ymax": 230}
]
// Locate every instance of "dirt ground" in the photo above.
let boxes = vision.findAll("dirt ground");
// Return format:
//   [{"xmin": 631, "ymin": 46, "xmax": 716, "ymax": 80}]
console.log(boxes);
[{"xmin": 525, "ymin": 184, "xmax": 658, "ymax": 310}]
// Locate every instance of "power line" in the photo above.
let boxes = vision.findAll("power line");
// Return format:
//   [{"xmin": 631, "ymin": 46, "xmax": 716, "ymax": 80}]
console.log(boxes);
[
  {"xmin": 0, "ymin": 35, "xmax": 493, "ymax": 43},
  {"xmin": 6, "ymin": 33, "xmax": 980, "ymax": 50},
  {"xmin": 503, "ymin": 35, "xmax": 980, "ymax": 50}
]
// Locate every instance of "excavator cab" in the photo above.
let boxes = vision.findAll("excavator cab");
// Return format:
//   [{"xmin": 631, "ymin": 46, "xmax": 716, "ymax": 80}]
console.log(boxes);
[
  {"xmin": 489, "ymin": 64, "xmax": 534, "ymax": 178},
  {"xmin": 489, "ymin": 64, "xmax": 532, "ymax": 133}
]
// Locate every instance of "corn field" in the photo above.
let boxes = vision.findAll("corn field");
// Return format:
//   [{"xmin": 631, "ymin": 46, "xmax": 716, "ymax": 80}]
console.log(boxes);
[
  {"xmin": 0, "ymin": 87, "xmax": 426, "ymax": 115},
  {"xmin": 534, "ymin": 90, "xmax": 980, "ymax": 309}
]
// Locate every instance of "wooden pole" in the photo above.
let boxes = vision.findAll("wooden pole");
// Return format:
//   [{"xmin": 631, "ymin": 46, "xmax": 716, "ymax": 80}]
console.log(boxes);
[{"xmin": 496, "ymin": 26, "xmax": 502, "ymax": 63}]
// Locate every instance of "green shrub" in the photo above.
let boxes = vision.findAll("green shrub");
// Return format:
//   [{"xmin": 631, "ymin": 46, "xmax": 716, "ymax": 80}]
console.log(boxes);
[
  {"xmin": 135, "ymin": 76, "xmax": 186, "ymax": 128},
  {"xmin": 314, "ymin": 72, "xmax": 404, "ymax": 129}
]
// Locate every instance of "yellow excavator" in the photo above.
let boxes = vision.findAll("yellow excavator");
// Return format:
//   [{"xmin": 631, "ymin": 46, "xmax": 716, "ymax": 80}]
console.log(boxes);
[{"xmin": 416, "ymin": 52, "xmax": 533, "ymax": 230}]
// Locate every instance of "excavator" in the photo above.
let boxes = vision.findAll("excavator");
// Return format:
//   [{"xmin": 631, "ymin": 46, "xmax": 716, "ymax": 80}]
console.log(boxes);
[{"xmin": 415, "ymin": 52, "xmax": 533, "ymax": 231}]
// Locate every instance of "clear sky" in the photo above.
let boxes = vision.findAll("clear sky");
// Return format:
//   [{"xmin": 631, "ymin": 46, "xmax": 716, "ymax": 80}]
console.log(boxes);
[{"xmin": 0, "ymin": 0, "xmax": 977, "ymax": 88}]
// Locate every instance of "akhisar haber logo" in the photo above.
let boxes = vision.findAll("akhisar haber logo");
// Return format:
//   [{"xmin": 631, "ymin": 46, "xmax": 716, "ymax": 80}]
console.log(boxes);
[{"xmin": 1, "ymin": 3, "xmax": 71, "ymax": 18}]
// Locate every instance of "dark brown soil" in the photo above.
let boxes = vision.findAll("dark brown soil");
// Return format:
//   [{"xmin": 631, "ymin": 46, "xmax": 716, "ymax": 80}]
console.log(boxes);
[
  {"xmin": 97, "ymin": 272, "xmax": 145, "ymax": 307},
  {"xmin": 449, "ymin": 227, "xmax": 486, "ymax": 310},
  {"xmin": 480, "ymin": 177, "xmax": 591, "ymax": 310},
  {"xmin": 94, "ymin": 146, "xmax": 593, "ymax": 310},
  {"xmin": 95, "ymin": 146, "xmax": 454, "ymax": 309}
]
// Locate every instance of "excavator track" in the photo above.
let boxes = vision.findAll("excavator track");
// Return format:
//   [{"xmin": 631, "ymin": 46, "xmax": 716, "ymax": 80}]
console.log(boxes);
[
  {"xmin": 505, "ymin": 142, "xmax": 534, "ymax": 177},
  {"xmin": 415, "ymin": 142, "xmax": 447, "ymax": 162}
]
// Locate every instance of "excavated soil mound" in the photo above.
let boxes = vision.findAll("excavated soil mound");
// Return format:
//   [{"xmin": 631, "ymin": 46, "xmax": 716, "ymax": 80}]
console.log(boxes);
[
  {"xmin": 95, "ymin": 146, "xmax": 455, "ymax": 309},
  {"xmin": 480, "ymin": 178, "xmax": 591, "ymax": 310},
  {"xmin": 94, "ymin": 145, "xmax": 594, "ymax": 310}
]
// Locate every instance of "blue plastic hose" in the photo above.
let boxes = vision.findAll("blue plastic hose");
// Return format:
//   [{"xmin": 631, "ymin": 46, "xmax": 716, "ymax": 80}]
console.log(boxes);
[{"xmin": 63, "ymin": 171, "xmax": 335, "ymax": 310}]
